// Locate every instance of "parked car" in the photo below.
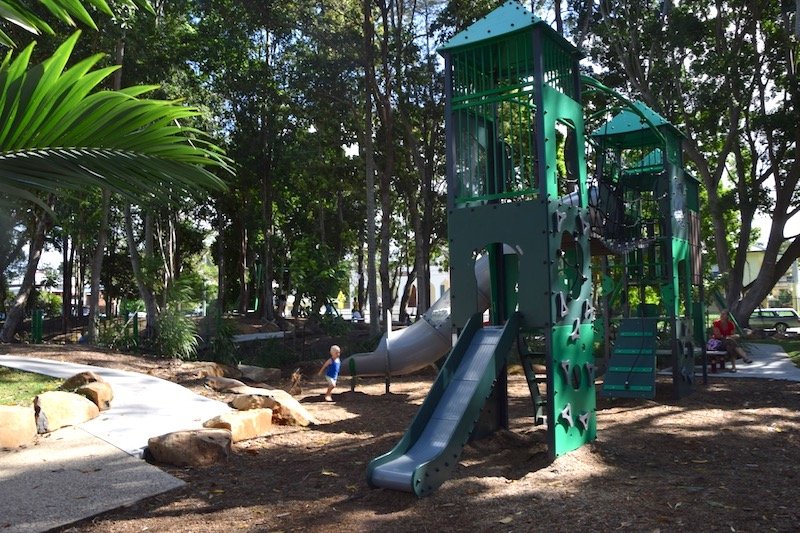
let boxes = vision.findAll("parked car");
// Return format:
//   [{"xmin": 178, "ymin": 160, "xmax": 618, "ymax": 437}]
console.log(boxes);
[{"xmin": 748, "ymin": 308, "xmax": 800, "ymax": 334}]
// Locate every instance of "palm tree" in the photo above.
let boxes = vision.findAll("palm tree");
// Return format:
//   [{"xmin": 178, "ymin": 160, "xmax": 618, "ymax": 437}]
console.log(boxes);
[{"xmin": 0, "ymin": 2, "xmax": 234, "ymax": 341}]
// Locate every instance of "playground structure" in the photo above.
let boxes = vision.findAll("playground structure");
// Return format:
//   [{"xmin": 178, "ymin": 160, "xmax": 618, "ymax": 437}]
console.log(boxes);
[{"xmin": 363, "ymin": 1, "xmax": 704, "ymax": 495}]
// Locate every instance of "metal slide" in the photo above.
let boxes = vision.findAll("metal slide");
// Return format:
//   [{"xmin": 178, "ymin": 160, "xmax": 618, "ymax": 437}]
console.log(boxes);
[
  {"xmin": 340, "ymin": 255, "xmax": 493, "ymax": 378},
  {"xmin": 366, "ymin": 313, "xmax": 520, "ymax": 495}
]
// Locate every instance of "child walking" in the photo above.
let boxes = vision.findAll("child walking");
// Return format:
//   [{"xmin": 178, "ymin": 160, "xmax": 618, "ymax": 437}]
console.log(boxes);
[{"xmin": 317, "ymin": 345, "xmax": 341, "ymax": 402}]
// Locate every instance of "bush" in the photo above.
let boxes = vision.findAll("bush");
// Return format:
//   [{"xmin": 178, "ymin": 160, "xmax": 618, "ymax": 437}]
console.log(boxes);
[
  {"xmin": 28, "ymin": 290, "xmax": 62, "ymax": 317},
  {"xmin": 209, "ymin": 316, "xmax": 238, "ymax": 365},
  {"xmin": 318, "ymin": 315, "xmax": 352, "ymax": 337},
  {"xmin": 97, "ymin": 317, "xmax": 139, "ymax": 352},
  {"xmin": 154, "ymin": 307, "xmax": 199, "ymax": 360}
]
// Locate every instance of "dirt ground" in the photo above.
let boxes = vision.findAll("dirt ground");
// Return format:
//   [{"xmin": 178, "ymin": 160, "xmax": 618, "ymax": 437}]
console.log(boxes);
[{"xmin": 4, "ymin": 342, "xmax": 800, "ymax": 533}]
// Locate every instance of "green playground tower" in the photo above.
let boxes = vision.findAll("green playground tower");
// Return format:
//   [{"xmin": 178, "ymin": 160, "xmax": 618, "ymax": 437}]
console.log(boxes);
[
  {"xmin": 439, "ymin": 0, "xmax": 596, "ymax": 458},
  {"xmin": 590, "ymin": 102, "xmax": 703, "ymax": 399}
]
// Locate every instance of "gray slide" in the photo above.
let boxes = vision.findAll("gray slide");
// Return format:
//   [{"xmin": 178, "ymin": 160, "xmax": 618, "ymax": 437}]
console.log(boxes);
[
  {"xmin": 340, "ymin": 255, "xmax": 492, "ymax": 377},
  {"xmin": 366, "ymin": 313, "xmax": 519, "ymax": 495}
]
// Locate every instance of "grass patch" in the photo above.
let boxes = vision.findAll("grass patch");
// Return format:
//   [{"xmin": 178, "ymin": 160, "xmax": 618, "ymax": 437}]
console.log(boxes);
[
  {"xmin": 0, "ymin": 367, "xmax": 63, "ymax": 406},
  {"xmin": 747, "ymin": 338, "xmax": 800, "ymax": 368}
]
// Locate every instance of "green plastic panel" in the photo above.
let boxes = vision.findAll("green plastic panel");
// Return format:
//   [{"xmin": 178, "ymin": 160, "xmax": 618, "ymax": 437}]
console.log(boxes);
[
  {"xmin": 549, "ymin": 323, "xmax": 596, "ymax": 457},
  {"xmin": 438, "ymin": 1, "xmax": 542, "ymax": 51}
]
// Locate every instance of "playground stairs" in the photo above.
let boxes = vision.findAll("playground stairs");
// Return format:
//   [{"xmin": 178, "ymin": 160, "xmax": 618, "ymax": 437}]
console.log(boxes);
[
  {"xmin": 601, "ymin": 317, "xmax": 660, "ymax": 399},
  {"xmin": 520, "ymin": 354, "xmax": 547, "ymax": 426}
]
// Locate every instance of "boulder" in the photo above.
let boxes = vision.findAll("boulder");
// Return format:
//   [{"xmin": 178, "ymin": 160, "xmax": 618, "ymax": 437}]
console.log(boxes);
[
  {"xmin": 147, "ymin": 429, "xmax": 232, "ymax": 467},
  {"xmin": 237, "ymin": 364, "xmax": 281, "ymax": 383},
  {"xmin": 269, "ymin": 393, "xmax": 318, "ymax": 427},
  {"xmin": 230, "ymin": 391, "xmax": 317, "ymax": 427},
  {"xmin": 33, "ymin": 391, "xmax": 100, "ymax": 433},
  {"xmin": 206, "ymin": 376, "xmax": 250, "ymax": 394},
  {"xmin": 231, "ymin": 394, "xmax": 279, "ymax": 411},
  {"xmin": 262, "ymin": 321, "xmax": 281, "ymax": 333},
  {"xmin": 76, "ymin": 382, "xmax": 114, "ymax": 411},
  {"xmin": 199, "ymin": 363, "xmax": 243, "ymax": 379},
  {"xmin": 59, "ymin": 371, "xmax": 104, "ymax": 391},
  {"xmin": 0, "ymin": 405, "xmax": 37, "ymax": 448},
  {"xmin": 203, "ymin": 409, "xmax": 272, "ymax": 442}
]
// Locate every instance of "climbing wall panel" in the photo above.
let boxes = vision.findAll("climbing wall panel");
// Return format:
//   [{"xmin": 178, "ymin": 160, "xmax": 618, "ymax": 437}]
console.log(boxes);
[{"xmin": 549, "ymin": 323, "xmax": 596, "ymax": 457}]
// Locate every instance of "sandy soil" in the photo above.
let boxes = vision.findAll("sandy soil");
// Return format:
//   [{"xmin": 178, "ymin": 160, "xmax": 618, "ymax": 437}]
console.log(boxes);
[{"xmin": 4, "ymin": 344, "xmax": 800, "ymax": 533}]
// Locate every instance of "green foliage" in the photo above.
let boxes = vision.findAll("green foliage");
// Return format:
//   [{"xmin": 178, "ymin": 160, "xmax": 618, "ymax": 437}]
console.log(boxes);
[
  {"xmin": 0, "ymin": 33, "xmax": 231, "ymax": 209},
  {"xmin": 207, "ymin": 310, "xmax": 238, "ymax": 365},
  {"xmin": 0, "ymin": 367, "xmax": 63, "ymax": 405},
  {"xmin": 97, "ymin": 317, "xmax": 139, "ymax": 352},
  {"xmin": 152, "ymin": 307, "xmax": 199, "ymax": 360},
  {"xmin": 318, "ymin": 315, "xmax": 351, "ymax": 337},
  {"xmin": 34, "ymin": 291, "xmax": 62, "ymax": 317},
  {"xmin": 0, "ymin": 0, "xmax": 153, "ymax": 48},
  {"xmin": 238, "ymin": 338, "xmax": 292, "ymax": 369}
]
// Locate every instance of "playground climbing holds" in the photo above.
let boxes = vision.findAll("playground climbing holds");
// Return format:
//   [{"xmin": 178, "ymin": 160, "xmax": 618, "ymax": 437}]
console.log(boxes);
[
  {"xmin": 560, "ymin": 403, "xmax": 574, "ymax": 427},
  {"xmin": 578, "ymin": 412, "xmax": 591, "ymax": 431},
  {"xmin": 569, "ymin": 319, "xmax": 581, "ymax": 341},
  {"xmin": 584, "ymin": 362, "xmax": 595, "ymax": 382},
  {"xmin": 556, "ymin": 291, "xmax": 569, "ymax": 318},
  {"xmin": 553, "ymin": 210, "xmax": 568, "ymax": 233},
  {"xmin": 560, "ymin": 360, "xmax": 572, "ymax": 379}
]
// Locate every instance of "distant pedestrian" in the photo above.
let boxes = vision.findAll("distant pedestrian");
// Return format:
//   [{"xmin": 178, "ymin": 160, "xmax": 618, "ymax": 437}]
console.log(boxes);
[{"xmin": 317, "ymin": 345, "xmax": 341, "ymax": 402}]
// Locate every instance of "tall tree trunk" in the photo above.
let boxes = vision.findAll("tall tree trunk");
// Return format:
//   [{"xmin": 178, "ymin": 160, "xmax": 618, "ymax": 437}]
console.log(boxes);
[
  {"xmin": 238, "ymin": 224, "xmax": 249, "ymax": 314},
  {"xmin": 61, "ymin": 233, "xmax": 72, "ymax": 334},
  {"xmin": 217, "ymin": 210, "xmax": 227, "ymax": 314},
  {"xmin": 377, "ymin": 0, "xmax": 396, "ymax": 328},
  {"xmin": 261, "ymin": 153, "xmax": 275, "ymax": 322},
  {"xmin": 1, "ymin": 202, "xmax": 53, "ymax": 342},
  {"xmin": 87, "ymin": 189, "xmax": 111, "ymax": 342},
  {"xmin": 124, "ymin": 204, "xmax": 159, "ymax": 337},
  {"xmin": 363, "ymin": 0, "xmax": 379, "ymax": 334}
]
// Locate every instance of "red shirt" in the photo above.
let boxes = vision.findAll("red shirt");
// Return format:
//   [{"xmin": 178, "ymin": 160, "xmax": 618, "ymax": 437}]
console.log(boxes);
[{"xmin": 713, "ymin": 319, "xmax": 735, "ymax": 338}]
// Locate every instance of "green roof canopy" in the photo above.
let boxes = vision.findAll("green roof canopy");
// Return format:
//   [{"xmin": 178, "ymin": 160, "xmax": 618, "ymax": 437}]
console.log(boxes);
[
  {"xmin": 438, "ymin": 0, "xmax": 576, "ymax": 55},
  {"xmin": 591, "ymin": 101, "xmax": 683, "ymax": 148}
]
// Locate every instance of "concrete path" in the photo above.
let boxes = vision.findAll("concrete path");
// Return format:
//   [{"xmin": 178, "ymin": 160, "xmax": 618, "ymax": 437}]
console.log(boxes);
[
  {"xmin": 0, "ymin": 355, "xmax": 231, "ymax": 457},
  {"xmin": 0, "ymin": 355, "xmax": 232, "ymax": 533},
  {"xmin": 657, "ymin": 342, "xmax": 800, "ymax": 382},
  {"xmin": 703, "ymin": 343, "xmax": 800, "ymax": 381},
  {"xmin": 0, "ymin": 427, "xmax": 185, "ymax": 533}
]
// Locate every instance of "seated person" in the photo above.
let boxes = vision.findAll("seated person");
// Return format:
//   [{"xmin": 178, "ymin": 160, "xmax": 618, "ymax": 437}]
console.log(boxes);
[
  {"xmin": 351, "ymin": 309, "xmax": 363, "ymax": 322},
  {"xmin": 712, "ymin": 309, "xmax": 753, "ymax": 372}
]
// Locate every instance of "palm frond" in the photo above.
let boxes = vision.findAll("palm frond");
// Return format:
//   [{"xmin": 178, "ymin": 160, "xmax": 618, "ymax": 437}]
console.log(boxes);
[
  {"xmin": 0, "ymin": 0, "xmax": 154, "ymax": 46},
  {"xmin": 0, "ymin": 33, "xmax": 232, "ymax": 205}
]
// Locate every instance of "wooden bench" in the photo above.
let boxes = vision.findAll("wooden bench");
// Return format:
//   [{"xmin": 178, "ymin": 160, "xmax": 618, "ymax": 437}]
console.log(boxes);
[{"xmin": 707, "ymin": 350, "xmax": 729, "ymax": 373}]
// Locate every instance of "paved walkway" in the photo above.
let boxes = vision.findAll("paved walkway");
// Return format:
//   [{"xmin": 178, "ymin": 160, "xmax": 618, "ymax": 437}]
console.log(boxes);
[
  {"xmin": 0, "ymin": 355, "xmax": 231, "ymax": 456},
  {"xmin": 657, "ymin": 342, "xmax": 800, "ymax": 381},
  {"xmin": 0, "ymin": 355, "xmax": 232, "ymax": 533},
  {"xmin": 707, "ymin": 343, "xmax": 800, "ymax": 381}
]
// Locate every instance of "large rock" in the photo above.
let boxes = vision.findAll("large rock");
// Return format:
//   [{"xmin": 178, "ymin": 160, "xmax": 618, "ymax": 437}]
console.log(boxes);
[
  {"xmin": 34, "ymin": 391, "xmax": 100, "ymax": 433},
  {"xmin": 0, "ymin": 405, "xmax": 37, "ymax": 448},
  {"xmin": 206, "ymin": 376, "xmax": 250, "ymax": 394},
  {"xmin": 237, "ymin": 364, "xmax": 281, "ymax": 383},
  {"xmin": 147, "ymin": 429, "xmax": 232, "ymax": 467},
  {"xmin": 231, "ymin": 394, "xmax": 280, "ymax": 411},
  {"xmin": 75, "ymin": 382, "xmax": 114, "ymax": 411},
  {"xmin": 203, "ymin": 409, "xmax": 272, "ymax": 442},
  {"xmin": 230, "ymin": 391, "xmax": 318, "ymax": 427},
  {"xmin": 199, "ymin": 363, "xmax": 243, "ymax": 379},
  {"xmin": 59, "ymin": 371, "xmax": 104, "ymax": 391}
]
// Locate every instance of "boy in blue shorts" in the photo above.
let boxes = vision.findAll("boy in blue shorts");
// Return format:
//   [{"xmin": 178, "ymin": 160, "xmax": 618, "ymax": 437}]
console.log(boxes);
[{"xmin": 317, "ymin": 345, "xmax": 341, "ymax": 401}]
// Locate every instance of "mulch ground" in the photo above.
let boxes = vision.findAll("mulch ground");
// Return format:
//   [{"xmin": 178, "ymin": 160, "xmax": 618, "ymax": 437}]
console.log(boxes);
[{"xmin": 3, "ymin": 344, "xmax": 799, "ymax": 532}]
